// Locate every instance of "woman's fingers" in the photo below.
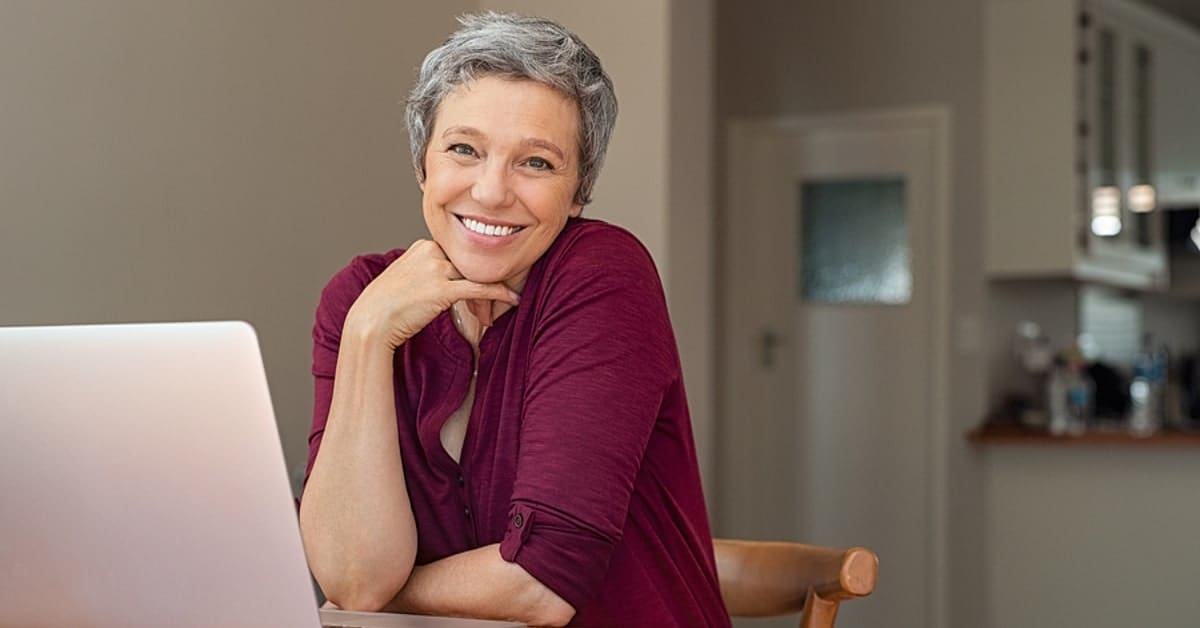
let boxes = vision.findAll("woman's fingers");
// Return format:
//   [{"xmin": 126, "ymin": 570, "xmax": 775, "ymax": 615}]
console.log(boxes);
[
  {"xmin": 449, "ymin": 279, "xmax": 521, "ymax": 307},
  {"xmin": 455, "ymin": 284, "xmax": 520, "ymax": 330}
]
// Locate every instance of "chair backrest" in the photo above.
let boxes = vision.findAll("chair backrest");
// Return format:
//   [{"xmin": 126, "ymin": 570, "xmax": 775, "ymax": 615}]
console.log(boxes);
[{"xmin": 713, "ymin": 539, "xmax": 878, "ymax": 628}]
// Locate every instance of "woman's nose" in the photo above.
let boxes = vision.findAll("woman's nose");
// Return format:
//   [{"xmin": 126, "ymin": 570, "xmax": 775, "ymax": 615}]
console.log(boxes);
[{"xmin": 470, "ymin": 161, "xmax": 515, "ymax": 209}]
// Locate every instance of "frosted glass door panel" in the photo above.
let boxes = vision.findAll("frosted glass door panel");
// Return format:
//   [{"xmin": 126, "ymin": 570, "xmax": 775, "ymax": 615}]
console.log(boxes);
[{"xmin": 798, "ymin": 178, "xmax": 911, "ymax": 304}]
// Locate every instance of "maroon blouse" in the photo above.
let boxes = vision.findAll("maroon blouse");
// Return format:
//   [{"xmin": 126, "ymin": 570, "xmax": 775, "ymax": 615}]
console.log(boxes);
[{"xmin": 305, "ymin": 218, "xmax": 729, "ymax": 626}]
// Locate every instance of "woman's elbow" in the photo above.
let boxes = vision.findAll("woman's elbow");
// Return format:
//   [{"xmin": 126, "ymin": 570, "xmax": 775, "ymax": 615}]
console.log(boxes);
[
  {"xmin": 318, "ymin": 564, "xmax": 411, "ymax": 613},
  {"xmin": 324, "ymin": 580, "xmax": 404, "ymax": 614},
  {"xmin": 300, "ymin": 516, "xmax": 416, "ymax": 612}
]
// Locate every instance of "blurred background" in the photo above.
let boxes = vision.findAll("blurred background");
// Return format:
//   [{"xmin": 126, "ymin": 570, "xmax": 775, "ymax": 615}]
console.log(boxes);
[{"xmin": 4, "ymin": 1, "xmax": 1199, "ymax": 627}]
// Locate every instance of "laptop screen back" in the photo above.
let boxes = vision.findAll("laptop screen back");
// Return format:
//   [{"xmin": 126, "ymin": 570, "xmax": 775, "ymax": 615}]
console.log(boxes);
[{"xmin": 0, "ymin": 322, "xmax": 320, "ymax": 628}]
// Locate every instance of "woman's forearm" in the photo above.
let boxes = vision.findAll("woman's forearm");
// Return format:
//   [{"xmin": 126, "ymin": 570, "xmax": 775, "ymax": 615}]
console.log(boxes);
[
  {"xmin": 384, "ymin": 544, "xmax": 575, "ymax": 627},
  {"xmin": 299, "ymin": 325, "xmax": 417, "ymax": 611}
]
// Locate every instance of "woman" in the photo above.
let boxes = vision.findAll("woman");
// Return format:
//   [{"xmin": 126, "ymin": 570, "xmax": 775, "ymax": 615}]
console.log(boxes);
[{"xmin": 299, "ymin": 13, "xmax": 729, "ymax": 627}]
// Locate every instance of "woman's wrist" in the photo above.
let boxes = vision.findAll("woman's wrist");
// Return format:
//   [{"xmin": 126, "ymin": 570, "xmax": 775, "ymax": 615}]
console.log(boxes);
[{"xmin": 343, "ymin": 306, "xmax": 405, "ymax": 351}]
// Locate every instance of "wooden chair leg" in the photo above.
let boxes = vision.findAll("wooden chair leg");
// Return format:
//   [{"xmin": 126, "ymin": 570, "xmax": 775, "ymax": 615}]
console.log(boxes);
[{"xmin": 799, "ymin": 588, "xmax": 840, "ymax": 628}]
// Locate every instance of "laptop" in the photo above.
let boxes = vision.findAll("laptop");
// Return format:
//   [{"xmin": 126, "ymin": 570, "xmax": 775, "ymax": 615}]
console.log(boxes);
[{"xmin": 0, "ymin": 322, "xmax": 522, "ymax": 628}]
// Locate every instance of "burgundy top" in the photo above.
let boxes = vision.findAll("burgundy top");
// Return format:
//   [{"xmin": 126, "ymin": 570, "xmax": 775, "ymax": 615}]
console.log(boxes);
[{"xmin": 305, "ymin": 218, "xmax": 729, "ymax": 627}]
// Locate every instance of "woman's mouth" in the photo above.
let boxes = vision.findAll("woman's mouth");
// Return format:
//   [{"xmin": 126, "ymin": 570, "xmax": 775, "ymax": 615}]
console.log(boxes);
[{"xmin": 458, "ymin": 216, "xmax": 525, "ymax": 237}]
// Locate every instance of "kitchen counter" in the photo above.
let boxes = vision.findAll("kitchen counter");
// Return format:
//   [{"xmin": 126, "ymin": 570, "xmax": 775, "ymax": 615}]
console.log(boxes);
[
  {"xmin": 968, "ymin": 421, "xmax": 1200, "ymax": 446},
  {"xmin": 976, "ymin": 422, "xmax": 1200, "ymax": 628}
]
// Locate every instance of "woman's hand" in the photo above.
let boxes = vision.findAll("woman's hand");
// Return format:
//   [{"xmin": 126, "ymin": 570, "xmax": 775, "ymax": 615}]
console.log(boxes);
[{"xmin": 344, "ymin": 239, "xmax": 519, "ymax": 350}]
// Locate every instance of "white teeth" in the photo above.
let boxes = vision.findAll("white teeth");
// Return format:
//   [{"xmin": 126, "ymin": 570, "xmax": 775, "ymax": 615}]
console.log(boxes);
[{"xmin": 462, "ymin": 217, "xmax": 521, "ymax": 237}]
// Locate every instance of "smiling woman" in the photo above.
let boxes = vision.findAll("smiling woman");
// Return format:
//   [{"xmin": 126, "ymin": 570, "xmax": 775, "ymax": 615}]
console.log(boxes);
[{"xmin": 297, "ymin": 11, "xmax": 730, "ymax": 628}]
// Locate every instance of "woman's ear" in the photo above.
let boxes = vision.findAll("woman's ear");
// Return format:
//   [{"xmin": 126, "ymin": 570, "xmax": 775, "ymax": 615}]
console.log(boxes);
[{"xmin": 569, "ymin": 203, "xmax": 583, "ymax": 218}]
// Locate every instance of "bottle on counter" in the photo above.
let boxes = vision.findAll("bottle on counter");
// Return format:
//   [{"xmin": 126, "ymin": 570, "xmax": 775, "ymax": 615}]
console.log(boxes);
[
  {"xmin": 1047, "ymin": 356, "xmax": 1070, "ymax": 436},
  {"xmin": 1064, "ymin": 357, "xmax": 1093, "ymax": 435},
  {"xmin": 1046, "ymin": 346, "xmax": 1093, "ymax": 436},
  {"xmin": 1129, "ymin": 334, "xmax": 1163, "ymax": 437},
  {"xmin": 1156, "ymin": 342, "xmax": 1173, "ymax": 427}
]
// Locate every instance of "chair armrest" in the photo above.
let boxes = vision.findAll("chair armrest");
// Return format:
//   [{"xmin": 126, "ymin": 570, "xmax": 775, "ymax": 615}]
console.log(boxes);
[{"xmin": 713, "ymin": 539, "xmax": 878, "ymax": 617}]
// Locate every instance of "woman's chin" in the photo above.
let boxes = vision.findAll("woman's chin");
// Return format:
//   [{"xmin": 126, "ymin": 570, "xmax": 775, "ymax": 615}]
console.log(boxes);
[
  {"xmin": 451, "ymin": 260, "xmax": 514, "ymax": 287},
  {"xmin": 440, "ymin": 246, "xmax": 530, "ymax": 290}
]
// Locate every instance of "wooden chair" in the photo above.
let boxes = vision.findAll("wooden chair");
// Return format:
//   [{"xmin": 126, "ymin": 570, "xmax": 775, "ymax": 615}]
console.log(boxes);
[{"xmin": 713, "ymin": 539, "xmax": 878, "ymax": 628}]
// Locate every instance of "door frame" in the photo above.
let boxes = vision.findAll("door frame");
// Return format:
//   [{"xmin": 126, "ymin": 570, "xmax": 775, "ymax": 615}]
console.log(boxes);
[{"xmin": 718, "ymin": 106, "xmax": 951, "ymax": 628}]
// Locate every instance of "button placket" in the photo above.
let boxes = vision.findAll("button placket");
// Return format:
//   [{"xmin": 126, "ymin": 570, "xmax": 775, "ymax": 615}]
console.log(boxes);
[{"xmin": 456, "ymin": 470, "xmax": 477, "ymax": 545}]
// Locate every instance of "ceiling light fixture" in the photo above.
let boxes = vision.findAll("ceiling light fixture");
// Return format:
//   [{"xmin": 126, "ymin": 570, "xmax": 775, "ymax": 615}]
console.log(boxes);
[
  {"xmin": 1129, "ymin": 184, "xmax": 1156, "ymax": 213},
  {"xmin": 1091, "ymin": 186, "xmax": 1122, "ymax": 237}
]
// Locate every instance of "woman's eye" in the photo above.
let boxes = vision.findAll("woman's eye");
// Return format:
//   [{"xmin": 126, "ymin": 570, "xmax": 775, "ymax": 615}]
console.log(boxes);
[
  {"xmin": 449, "ymin": 143, "xmax": 477, "ymax": 157},
  {"xmin": 526, "ymin": 157, "xmax": 554, "ymax": 171}
]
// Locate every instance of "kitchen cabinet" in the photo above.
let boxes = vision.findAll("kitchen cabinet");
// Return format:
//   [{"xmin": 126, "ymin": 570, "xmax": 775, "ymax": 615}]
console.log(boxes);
[
  {"xmin": 985, "ymin": 0, "xmax": 1200, "ymax": 289},
  {"xmin": 1153, "ymin": 28, "xmax": 1200, "ymax": 206}
]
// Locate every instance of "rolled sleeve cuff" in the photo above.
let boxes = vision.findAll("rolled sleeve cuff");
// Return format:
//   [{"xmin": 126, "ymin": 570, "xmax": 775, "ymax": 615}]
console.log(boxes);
[{"xmin": 498, "ymin": 502, "xmax": 617, "ymax": 611}]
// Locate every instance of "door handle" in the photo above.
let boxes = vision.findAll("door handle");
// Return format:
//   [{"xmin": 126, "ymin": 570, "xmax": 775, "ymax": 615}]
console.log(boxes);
[{"xmin": 759, "ymin": 328, "xmax": 782, "ymax": 368}]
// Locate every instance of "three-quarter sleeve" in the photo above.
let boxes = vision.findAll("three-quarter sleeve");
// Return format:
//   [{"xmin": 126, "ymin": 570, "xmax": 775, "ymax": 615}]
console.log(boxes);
[
  {"xmin": 303, "ymin": 253, "xmax": 391, "ymax": 486},
  {"xmin": 498, "ymin": 228, "xmax": 678, "ymax": 610}
]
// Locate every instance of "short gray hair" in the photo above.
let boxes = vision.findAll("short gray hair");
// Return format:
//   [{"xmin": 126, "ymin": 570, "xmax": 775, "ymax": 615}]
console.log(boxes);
[{"xmin": 406, "ymin": 12, "xmax": 618, "ymax": 206}]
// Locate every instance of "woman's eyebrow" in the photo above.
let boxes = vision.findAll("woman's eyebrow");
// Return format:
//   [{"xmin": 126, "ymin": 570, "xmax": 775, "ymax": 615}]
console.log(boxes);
[
  {"xmin": 521, "ymin": 138, "xmax": 566, "ymax": 162},
  {"xmin": 442, "ymin": 125, "xmax": 485, "ymax": 140}
]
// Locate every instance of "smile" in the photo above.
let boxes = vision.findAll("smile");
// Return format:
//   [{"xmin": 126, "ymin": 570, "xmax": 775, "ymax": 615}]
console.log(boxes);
[{"xmin": 459, "ymin": 216, "xmax": 525, "ymax": 237}]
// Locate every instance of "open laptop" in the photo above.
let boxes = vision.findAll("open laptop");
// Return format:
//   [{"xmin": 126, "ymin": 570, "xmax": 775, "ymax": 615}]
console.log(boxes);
[{"xmin": 0, "ymin": 322, "xmax": 521, "ymax": 628}]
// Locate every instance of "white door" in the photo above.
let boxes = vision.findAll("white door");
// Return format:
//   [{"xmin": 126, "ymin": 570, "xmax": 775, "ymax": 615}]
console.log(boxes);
[{"xmin": 718, "ymin": 110, "xmax": 949, "ymax": 628}]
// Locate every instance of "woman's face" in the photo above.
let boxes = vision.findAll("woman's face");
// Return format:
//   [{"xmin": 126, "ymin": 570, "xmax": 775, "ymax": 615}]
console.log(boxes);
[{"xmin": 421, "ymin": 75, "xmax": 583, "ymax": 291}]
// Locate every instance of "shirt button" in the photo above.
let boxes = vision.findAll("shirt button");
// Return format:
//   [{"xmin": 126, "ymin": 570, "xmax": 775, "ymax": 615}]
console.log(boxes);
[
  {"xmin": 463, "ymin": 506, "xmax": 472, "ymax": 518},
  {"xmin": 456, "ymin": 474, "xmax": 465, "ymax": 487},
  {"xmin": 513, "ymin": 513, "xmax": 524, "ymax": 529}
]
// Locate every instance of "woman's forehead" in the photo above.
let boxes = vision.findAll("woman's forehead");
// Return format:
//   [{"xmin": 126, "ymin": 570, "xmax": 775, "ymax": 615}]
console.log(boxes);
[{"xmin": 434, "ymin": 76, "xmax": 580, "ymax": 145}]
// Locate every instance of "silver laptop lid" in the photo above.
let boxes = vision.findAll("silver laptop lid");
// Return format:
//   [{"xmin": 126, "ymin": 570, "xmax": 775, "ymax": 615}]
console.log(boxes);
[{"xmin": 0, "ymin": 322, "xmax": 321, "ymax": 628}]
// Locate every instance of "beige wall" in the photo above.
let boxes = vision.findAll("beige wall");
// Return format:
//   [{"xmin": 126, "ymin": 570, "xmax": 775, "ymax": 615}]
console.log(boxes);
[
  {"xmin": 666, "ymin": 0, "xmax": 717, "ymax": 496},
  {"xmin": 715, "ymin": 1, "xmax": 989, "ymax": 626},
  {"xmin": 0, "ymin": 1, "xmax": 471, "ymax": 484}
]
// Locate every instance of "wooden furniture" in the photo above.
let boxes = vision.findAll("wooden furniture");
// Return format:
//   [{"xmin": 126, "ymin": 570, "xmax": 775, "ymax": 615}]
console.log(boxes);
[
  {"xmin": 713, "ymin": 539, "xmax": 878, "ymax": 628},
  {"xmin": 969, "ymin": 421, "xmax": 1200, "ymax": 447}
]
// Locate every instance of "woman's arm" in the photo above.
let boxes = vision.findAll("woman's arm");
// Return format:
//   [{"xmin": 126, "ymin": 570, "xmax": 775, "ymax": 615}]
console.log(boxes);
[
  {"xmin": 384, "ymin": 544, "xmax": 575, "ymax": 627},
  {"xmin": 299, "ymin": 325, "xmax": 416, "ymax": 611},
  {"xmin": 299, "ymin": 240, "xmax": 520, "ymax": 611}
]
